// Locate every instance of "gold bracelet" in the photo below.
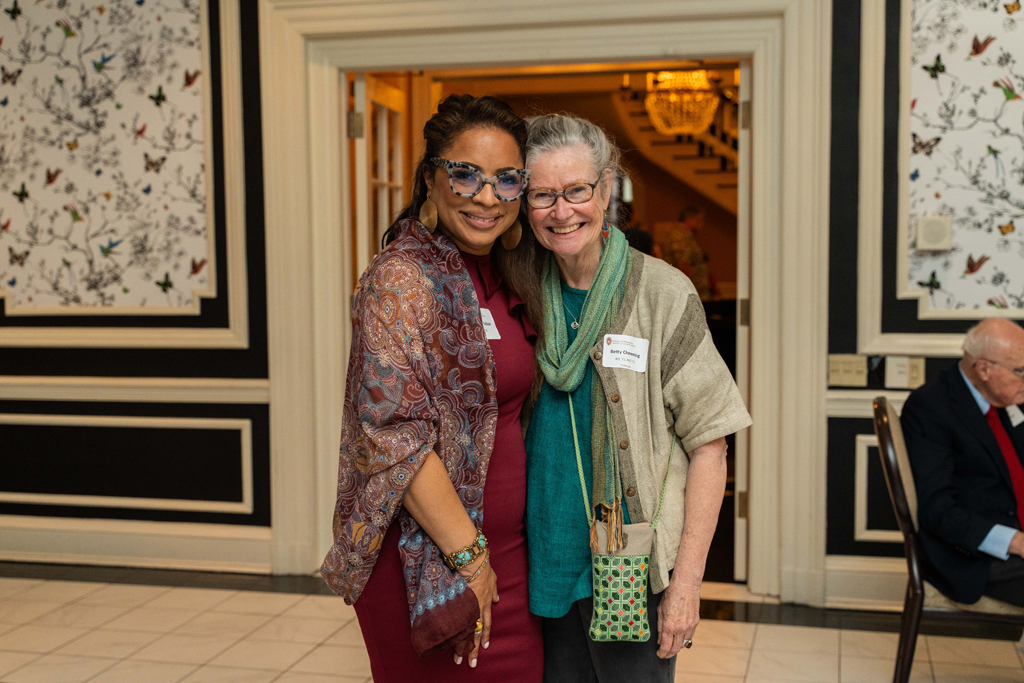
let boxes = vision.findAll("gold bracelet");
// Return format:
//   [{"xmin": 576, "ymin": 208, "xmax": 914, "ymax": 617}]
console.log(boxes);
[
  {"xmin": 463, "ymin": 550, "xmax": 490, "ymax": 584},
  {"xmin": 443, "ymin": 531, "xmax": 487, "ymax": 571}
]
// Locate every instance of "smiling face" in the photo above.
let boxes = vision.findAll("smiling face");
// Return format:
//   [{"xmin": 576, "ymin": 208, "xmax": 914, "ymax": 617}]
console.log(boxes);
[
  {"xmin": 424, "ymin": 126, "xmax": 523, "ymax": 255},
  {"xmin": 526, "ymin": 146, "xmax": 611, "ymax": 268}
]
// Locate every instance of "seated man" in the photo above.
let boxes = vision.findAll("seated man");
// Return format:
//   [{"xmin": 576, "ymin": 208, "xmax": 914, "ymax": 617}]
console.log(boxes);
[{"xmin": 902, "ymin": 318, "xmax": 1024, "ymax": 605}]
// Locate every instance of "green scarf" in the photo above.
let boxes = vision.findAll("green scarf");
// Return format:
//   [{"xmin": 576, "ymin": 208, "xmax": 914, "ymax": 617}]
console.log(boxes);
[{"xmin": 537, "ymin": 224, "xmax": 631, "ymax": 551}]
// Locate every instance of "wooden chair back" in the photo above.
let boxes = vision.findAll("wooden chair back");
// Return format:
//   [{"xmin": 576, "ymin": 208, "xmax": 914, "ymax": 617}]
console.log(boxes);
[{"xmin": 872, "ymin": 397, "xmax": 919, "ymax": 536}]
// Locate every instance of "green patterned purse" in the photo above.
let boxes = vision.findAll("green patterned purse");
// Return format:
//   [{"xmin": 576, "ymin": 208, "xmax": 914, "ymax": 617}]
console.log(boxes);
[{"xmin": 568, "ymin": 396, "xmax": 675, "ymax": 643}]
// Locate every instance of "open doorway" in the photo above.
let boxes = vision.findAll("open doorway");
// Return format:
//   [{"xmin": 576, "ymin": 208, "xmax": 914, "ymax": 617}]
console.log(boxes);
[{"xmin": 345, "ymin": 61, "xmax": 750, "ymax": 583}]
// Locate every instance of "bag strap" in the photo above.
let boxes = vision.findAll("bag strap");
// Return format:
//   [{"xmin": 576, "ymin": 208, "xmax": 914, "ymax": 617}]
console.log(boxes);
[
  {"xmin": 568, "ymin": 391, "xmax": 675, "ymax": 531},
  {"xmin": 568, "ymin": 394, "xmax": 594, "ymax": 527}
]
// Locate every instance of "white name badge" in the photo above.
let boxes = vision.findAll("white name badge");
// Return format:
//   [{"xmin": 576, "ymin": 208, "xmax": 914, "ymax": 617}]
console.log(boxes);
[
  {"xmin": 1008, "ymin": 404, "xmax": 1024, "ymax": 428},
  {"xmin": 480, "ymin": 308, "xmax": 501, "ymax": 340},
  {"xmin": 601, "ymin": 334, "xmax": 650, "ymax": 373}
]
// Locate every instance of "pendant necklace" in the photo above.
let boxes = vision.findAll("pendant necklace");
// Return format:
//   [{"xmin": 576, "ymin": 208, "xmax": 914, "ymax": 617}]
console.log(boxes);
[{"xmin": 564, "ymin": 302, "xmax": 581, "ymax": 330}]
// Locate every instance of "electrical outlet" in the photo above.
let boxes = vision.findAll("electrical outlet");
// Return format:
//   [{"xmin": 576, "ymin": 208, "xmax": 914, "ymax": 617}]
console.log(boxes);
[{"xmin": 829, "ymin": 354, "xmax": 868, "ymax": 387}]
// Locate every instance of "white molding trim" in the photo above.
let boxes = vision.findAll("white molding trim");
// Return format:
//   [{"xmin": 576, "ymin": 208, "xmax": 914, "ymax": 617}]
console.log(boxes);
[
  {"xmin": 0, "ymin": 0, "xmax": 249, "ymax": 348},
  {"xmin": 0, "ymin": 1, "xmax": 217, "ymax": 319},
  {"xmin": 856, "ymin": 0, "xmax": 978, "ymax": 356},
  {"xmin": 259, "ymin": 0, "xmax": 832, "ymax": 605},
  {"xmin": 854, "ymin": 434, "xmax": 902, "ymax": 544},
  {"xmin": 826, "ymin": 389, "xmax": 909, "ymax": 418},
  {"xmin": 825, "ymin": 555, "xmax": 906, "ymax": 611},
  {"xmin": 0, "ymin": 515, "xmax": 271, "ymax": 574},
  {"xmin": 0, "ymin": 376, "xmax": 270, "ymax": 403},
  {"xmin": 307, "ymin": 60, "xmax": 350, "ymax": 562},
  {"xmin": 0, "ymin": 414, "xmax": 253, "ymax": 515},
  {"xmin": 893, "ymin": 0, "xmax": 1021, "ymax": 321}
]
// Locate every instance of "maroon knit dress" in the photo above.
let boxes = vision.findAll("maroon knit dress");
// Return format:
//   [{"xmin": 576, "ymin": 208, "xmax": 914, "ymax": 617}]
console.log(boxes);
[{"xmin": 353, "ymin": 251, "xmax": 543, "ymax": 682}]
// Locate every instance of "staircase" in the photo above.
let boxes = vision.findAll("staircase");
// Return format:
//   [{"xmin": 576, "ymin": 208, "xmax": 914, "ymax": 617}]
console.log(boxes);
[{"xmin": 612, "ymin": 89, "xmax": 739, "ymax": 215}]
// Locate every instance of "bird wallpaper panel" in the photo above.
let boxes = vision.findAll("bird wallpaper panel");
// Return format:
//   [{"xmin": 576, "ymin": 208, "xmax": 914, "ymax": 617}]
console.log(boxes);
[
  {"xmin": 905, "ymin": 0, "xmax": 1024, "ymax": 315},
  {"xmin": 0, "ymin": 0, "xmax": 213, "ymax": 315}
]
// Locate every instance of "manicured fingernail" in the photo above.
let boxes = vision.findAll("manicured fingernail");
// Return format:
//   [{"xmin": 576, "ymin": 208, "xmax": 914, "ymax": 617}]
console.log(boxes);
[
  {"xmin": 484, "ymin": 641, "xmax": 490, "ymax": 649},
  {"xmin": 456, "ymin": 656, "xmax": 463, "ymax": 665},
  {"xmin": 471, "ymin": 659, "xmax": 477, "ymax": 668}
]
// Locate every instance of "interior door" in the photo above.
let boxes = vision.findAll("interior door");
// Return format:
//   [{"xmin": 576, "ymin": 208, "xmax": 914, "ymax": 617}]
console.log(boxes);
[
  {"xmin": 733, "ymin": 59, "xmax": 753, "ymax": 582},
  {"xmin": 349, "ymin": 74, "xmax": 408, "ymax": 280}
]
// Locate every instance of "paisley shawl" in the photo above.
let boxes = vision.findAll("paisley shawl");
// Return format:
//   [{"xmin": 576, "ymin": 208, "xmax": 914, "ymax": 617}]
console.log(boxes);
[{"xmin": 321, "ymin": 218, "xmax": 499, "ymax": 657}]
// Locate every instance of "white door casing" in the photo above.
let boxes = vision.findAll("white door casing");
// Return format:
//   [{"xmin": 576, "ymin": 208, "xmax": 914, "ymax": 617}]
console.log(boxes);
[
  {"xmin": 734, "ymin": 58, "xmax": 753, "ymax": 583},
  {"xmin": 260, "ymin": 0, "xmax": 831, "ymax": 605}
]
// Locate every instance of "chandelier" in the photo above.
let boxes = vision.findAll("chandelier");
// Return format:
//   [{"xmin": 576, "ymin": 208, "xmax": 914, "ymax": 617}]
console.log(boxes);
[{"xmin": 644, "ymin": 70, "xmax": 720, "ymax": 136}]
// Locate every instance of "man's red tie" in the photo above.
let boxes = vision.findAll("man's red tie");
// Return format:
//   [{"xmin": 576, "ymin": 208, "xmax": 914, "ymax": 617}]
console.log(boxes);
[{"xmin": 988, "ymin": 406, "xmax": 1024, "ymax": 529}]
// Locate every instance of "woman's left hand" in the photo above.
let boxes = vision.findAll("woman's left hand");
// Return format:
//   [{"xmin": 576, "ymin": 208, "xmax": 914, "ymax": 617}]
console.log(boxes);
[{"xmin": 656, "ymin": 576, "xmax": 700, "ymax": 659}]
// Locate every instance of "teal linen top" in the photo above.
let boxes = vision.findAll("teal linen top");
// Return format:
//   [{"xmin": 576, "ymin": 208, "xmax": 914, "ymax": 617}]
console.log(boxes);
[{"xmin": 525, "ymin": 283, "xmax": 630, "ymax": 619}]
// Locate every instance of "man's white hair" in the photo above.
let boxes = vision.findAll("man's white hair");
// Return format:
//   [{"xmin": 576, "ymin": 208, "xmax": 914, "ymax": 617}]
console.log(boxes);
[{"xmin": 964, "ymin": 320, "xmax": 1003, "ymax": 358}]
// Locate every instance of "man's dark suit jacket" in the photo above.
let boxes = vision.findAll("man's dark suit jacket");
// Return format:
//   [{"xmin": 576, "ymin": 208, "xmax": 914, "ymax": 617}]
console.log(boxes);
[{"xmin": 900, "ymin": 363, "xmax": 1024, "ymax": 604}]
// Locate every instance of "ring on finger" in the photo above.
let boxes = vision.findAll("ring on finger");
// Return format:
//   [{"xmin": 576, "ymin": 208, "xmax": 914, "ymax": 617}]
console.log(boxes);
[
  {"xmin": 474, "ymin": 619, "xmax": 483, "ymax": 634},
  {"xmin": 683, "ymin": 639, "xmax": 693, "ymax": 649}
]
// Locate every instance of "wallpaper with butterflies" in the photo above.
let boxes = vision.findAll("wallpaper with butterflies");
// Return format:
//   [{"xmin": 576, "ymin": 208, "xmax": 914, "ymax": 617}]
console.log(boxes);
[
  {"xmin": 0, "ymin": 0, "xmax": 211, "ymax": 313},
  {"xmin": 907, "ymin": 0, "xmax": 1024, "ymax": 314}
]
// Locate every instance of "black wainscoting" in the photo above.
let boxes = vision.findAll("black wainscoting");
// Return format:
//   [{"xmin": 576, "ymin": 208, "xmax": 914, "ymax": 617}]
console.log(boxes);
[
  {"xmin": 0, "ymin": 401, "xmax": 270, "ymax": 526},
  {"xmin": 0, "ymin": 424, "xmax": 243, "ymax": 502},
  {"xmin": 826, "ymin": 417, "xmax": 903, "ymax": 558},
  {"xmin": 828, "ymin": 0, "xmax": 862, "ymax": 355}
]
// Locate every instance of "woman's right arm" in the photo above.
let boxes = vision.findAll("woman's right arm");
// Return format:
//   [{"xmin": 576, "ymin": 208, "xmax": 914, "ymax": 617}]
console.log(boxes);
[{"xmin": 403, "ymin": 451, "xmax": 498, "ymax": 668}]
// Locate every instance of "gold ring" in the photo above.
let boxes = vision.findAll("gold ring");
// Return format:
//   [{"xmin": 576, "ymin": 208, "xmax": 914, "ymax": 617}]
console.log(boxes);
[{"xmin": 474, "ymin": 619, "xmax": 483, "ymax": 634}]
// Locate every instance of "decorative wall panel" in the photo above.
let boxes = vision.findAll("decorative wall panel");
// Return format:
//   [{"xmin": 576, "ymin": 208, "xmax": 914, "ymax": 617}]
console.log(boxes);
[
  {"xmin": 0, "ymin": 0, "xmax": 217, "ymax": 315},
  {"xmin": 0, "ymin": 414, "xmax": 252, "ymax": 514},
  {"xmin": 826, "ymin": 417, "xmax": 903, "ymax": 557},
  {"xmin": 900, "ymin": 0, "xmax": 1024, "ymax": 316},
  {"xmin": 0, "ymin": 399, "xmax": 270, "ymax": 526}
]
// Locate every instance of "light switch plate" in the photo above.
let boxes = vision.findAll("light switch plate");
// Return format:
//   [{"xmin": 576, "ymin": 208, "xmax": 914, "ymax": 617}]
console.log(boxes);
[
  {"xmin": 884, "ymin": 356, "xmax": 926, "ymax": 389},
  {"xmin": 908, "ymin": 358, "xmax": 926, "ymax": 389},
  {"xmin": 885, "ymin": 356, "xmax": 910, "ymax": 389},
  {"xmin": 916, "ymin": 215, "xmax": 953, "ymax": 251}
]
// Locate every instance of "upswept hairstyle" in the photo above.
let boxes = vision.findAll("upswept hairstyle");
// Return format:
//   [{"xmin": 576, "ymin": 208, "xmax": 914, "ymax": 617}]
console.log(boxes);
[
  {"xmin": 524, "ymin": 113, "xmax": 627, "ymax": 222},
  {"xmin": 384, "ymin": 94, "xmax": 542, "ymax": 335}
]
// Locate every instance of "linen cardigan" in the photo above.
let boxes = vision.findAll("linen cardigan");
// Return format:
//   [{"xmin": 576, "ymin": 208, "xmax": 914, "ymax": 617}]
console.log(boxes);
[{"xmin": 558, "ymin": 249, "xmax": 753, "ymax": 593}]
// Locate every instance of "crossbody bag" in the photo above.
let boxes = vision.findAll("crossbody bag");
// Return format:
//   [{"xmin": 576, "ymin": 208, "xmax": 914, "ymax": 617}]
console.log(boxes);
[{"xmin": 568, "ymin": 394, "xmax": 675, "ymax": 642}]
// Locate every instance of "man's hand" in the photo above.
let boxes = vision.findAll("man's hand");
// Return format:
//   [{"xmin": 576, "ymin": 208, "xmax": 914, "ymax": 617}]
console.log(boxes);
[{"xmin": 1009, "ymin": 531, "xmax": 1024, "ymax": 558}]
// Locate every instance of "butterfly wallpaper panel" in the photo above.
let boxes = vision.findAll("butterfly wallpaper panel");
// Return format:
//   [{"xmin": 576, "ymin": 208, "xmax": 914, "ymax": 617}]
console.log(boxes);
[
  {"xmin": 0, "ymin": 0, "xmax": 213, "ymax": 314},
  {"xmin": 906, "ymin": 0, "xmax": 1024, "ymax": 315}
]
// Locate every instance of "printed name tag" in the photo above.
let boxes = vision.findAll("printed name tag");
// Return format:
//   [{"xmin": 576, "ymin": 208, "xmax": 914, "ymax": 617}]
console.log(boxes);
[
  {"xmin": 602, "ymin": 334, "xmax": 649, "ymax": 373},
  {"xmin": 1008, "ymin": 404, "xmax": 1024, "ymax": 428},
  {"xmin": 480, "ymin": 308, "xmax": 501, "ymax": 340}
]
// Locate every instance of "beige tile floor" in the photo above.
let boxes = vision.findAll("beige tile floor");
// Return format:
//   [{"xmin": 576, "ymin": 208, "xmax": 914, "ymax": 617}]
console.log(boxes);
[{"xmin": 1, "ymin": 577, "xmax": 1021, "ymax": 682}]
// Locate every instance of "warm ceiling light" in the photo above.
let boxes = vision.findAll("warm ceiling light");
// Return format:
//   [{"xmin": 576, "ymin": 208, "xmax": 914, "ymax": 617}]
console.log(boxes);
[{"xmin": 644, "ymin": 70, "xmax": 720, "ymax": 136}]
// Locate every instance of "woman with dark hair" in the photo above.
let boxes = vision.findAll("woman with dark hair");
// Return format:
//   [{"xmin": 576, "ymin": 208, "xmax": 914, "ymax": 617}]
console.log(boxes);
[{"xmin": 321, "ymin": 95, "xmax": 543, "ymax": 682}]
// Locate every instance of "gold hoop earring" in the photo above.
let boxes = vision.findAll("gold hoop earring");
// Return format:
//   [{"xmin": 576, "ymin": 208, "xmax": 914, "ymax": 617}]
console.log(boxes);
[
  {"xmin": 418, "ymin": 198, "xmax": 438, "ymax": 233},
  {"xmin": 501, "ymin": 219, "xmax": 522, "ymax": 250}
]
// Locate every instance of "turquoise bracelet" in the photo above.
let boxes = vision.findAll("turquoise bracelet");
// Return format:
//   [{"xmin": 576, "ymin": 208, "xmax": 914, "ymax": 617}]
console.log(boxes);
[{"xmin": 443, "ymin": 531, "xmax": 487, "ymax": 571}]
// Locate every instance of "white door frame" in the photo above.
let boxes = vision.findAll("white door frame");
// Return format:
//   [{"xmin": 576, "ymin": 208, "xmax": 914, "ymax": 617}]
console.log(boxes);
[
  {"xmin": 734, "ymin": 57, "xmax": 753, "ymax": 583},
  {"xmin": 259, "ymin": 0, "xmax": 832, "ymax": 606}
]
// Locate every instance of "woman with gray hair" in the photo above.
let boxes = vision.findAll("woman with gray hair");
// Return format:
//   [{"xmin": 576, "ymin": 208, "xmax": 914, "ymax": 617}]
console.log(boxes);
[{"xmin": 522, "ymin": 113, "xmax": 752, "ymax": 681}]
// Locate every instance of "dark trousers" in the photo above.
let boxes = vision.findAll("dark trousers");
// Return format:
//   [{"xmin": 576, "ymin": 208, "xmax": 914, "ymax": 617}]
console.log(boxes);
[
  {"xmin": 985, "ymin": 554, "xmax": 1024, "ymax": 606},
  {"xmin": 541, "ymin": 586, "xmax": 675, "ymax": 683}
]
